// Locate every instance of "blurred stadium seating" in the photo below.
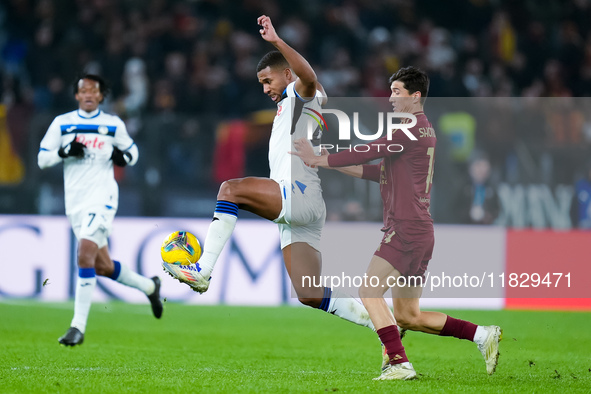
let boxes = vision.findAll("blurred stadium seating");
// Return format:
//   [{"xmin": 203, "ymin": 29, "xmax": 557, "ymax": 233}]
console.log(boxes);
[{"xmin": 1, "ymin": 0, "xmax": 590, "ymax": 227}]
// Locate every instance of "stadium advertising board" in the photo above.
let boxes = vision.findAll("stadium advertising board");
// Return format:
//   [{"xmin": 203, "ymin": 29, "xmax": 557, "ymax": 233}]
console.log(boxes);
[{"xmin": 1, "ymin": 215, "xmax": 589, "ymax": 309}]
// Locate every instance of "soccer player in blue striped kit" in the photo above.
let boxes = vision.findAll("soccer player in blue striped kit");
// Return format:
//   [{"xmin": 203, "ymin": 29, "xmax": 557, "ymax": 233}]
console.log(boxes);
[
  {"xmin": 38, "ymin": 74, "xmax": 163, "ymax": 346},
  {"xmin": 163, "ymin": 16, "xmax": 375, "ymax": 333}
]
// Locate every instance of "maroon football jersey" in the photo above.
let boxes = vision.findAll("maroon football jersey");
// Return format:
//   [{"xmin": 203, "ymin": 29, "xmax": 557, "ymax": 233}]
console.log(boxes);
[{"xmin": 327, "ymin": 111, "xmax": 436, "ymax": 230}]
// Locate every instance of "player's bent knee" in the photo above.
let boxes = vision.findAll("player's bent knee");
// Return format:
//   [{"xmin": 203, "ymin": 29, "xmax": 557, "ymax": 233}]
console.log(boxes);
[{"xmin": 217, "ymin": 179, "xmax": 246, "ymax": 201}]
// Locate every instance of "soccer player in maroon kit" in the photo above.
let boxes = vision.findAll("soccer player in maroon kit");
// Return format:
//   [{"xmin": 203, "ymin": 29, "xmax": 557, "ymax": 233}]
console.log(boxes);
[{"xmin": 292, "ymin": 66, "xmax": 501, "ymax": 380}]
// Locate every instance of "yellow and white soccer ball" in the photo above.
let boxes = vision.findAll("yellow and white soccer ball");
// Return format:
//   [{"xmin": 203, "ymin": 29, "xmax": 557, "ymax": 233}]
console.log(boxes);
[{"xmin": 160, "ymin": 231, "xmax": 202, "ymax": 265}]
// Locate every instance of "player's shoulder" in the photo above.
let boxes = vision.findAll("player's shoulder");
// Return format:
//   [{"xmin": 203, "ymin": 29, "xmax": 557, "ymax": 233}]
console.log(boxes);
[
  {"xmin": 97, "ymin": 110, "xmax": 123, "ymax": 122},
  {"xmin": 412, "ymin": 112, "xmax": 436, "ymax": 136},
  {"xmin": 285, "ymin": 81, "xmax": 297, "ymax": 98},
  {"xmin": 53, "ymin": 110, "xmax": 78, "ymax": 122},
  {"xmin": 95, "ymin": 111, "xmax": 126, "ymax": 129},
  {"xmin": 288, "ymin": 81, "xmax": 325, "ymax": 103}
]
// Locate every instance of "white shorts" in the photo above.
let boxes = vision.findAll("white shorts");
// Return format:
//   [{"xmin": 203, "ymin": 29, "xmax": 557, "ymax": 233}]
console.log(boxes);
[
  {"xmin": 274, "ymin": 179, "xmax": 326, "ymax": 251},
  {"xmin": 68, "ymin": 205, "xmax": 117, "ymax": 248}
]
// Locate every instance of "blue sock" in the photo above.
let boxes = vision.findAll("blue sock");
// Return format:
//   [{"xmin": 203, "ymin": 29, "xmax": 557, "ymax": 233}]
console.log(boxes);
[
  {"xmin": 318, "ymin": 287, "xmax": 332, "ymax": 312},
  {"xmin": 199, "ymin": 201, "xmax": 239, "ymax": 276},
  {"xmin": 109, "ymin": 260, "xmax": 122, "ymax": 280},
  {"xmin": 215, "ymin": 201, "xmax": 239, "ymax": 217},
  {"xmin": 79, "ymin": 267, "xmax": 96, "ymax": 278}
]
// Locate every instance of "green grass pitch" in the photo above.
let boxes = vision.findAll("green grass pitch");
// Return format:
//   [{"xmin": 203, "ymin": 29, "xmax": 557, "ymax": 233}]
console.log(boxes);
[{"xmin": 1, "ymin": 301, "xmax": 590, "ymax": 393}]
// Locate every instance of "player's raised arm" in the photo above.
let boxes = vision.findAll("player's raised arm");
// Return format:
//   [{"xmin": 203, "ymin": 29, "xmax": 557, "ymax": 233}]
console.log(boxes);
[{"xmin": 258, "ymin": 15, "xmax": 317, "ymax": 99}]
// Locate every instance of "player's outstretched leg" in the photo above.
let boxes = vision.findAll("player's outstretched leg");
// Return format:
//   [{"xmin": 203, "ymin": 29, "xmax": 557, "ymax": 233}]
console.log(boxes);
[
  {"xmin": 394, "ymin": 286, "xmax": 502, "ymax": 375},
  {"xmin": 102, "ymin": 255, "xmax": 163, "ymax": 318},
  {"xmin": 161, "ymin": 200, "xmax": 238, "ymax": 293},
  {"xmin": 165, "ymin": 178, "xmax": 283, "ymax": 293},
  {"xmin": 437, "ymin": 316, "xmax": 502, "ymax": 375},
  {"xmin": 312, "ymin": 287, "xmax": 375, "ymax": 330},
  {"xmin": 286, "ymin": 243, "xmax": 375, "ymax": 330}
]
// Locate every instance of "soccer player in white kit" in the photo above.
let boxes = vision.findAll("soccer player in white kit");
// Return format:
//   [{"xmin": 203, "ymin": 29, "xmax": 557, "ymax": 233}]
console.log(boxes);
[
  {"xmin": 163, "ymin": 16, "xmax": 374, "ymax": 332},
  {"xmin": 38, "ymin": 74, "xmax": 163, "ymax": 346}
]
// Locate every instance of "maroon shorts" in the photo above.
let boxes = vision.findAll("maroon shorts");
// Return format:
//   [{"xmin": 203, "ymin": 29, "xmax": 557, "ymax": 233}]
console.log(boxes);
[{"xmin": 374, "ymin": 222, "xmax": 434, "ymax": 278}]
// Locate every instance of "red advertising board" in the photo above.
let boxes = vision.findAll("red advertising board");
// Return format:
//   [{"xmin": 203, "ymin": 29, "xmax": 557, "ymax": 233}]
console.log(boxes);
[{"xmin": 505, "ymin": 230, "xmax": 591, "ymax": 310}]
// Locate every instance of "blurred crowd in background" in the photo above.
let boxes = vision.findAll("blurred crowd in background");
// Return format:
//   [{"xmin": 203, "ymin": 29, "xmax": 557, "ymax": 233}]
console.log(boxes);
[{"xmin": 1, "ymin": 0, "xmax": 591, "ymax": 228}]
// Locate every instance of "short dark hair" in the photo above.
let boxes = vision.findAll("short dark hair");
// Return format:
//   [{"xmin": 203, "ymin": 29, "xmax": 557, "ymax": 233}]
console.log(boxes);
[
  {"xmin": 389, "ymin": 66, "xmax": 429, "ymax": 104},
  {"xmin": 256, "ymin": 51, "xmax": 290, "ymax": 73},
  {"xmin": 73, "ymin": 74, "xmax": 110, "ymax": 101}
]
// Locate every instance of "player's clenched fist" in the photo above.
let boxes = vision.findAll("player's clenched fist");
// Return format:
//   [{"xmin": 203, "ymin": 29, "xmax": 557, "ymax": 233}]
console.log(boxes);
[
  {"xmin": 258, "ymin": 15, "xmax": 279, "ymax": 43},
  {"xmin": 58, "ymin": 139, "xmax": 86, "ymax": 158}
]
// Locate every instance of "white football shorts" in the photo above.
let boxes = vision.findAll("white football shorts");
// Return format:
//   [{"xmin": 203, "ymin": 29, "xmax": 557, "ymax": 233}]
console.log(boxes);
[
  {"xmin": 274, "ymin": 179, "xmax": 326, "ymax": 251},
  {"xmin": 68, "ymin": 205, "xmax": 117, "ymax": 248}
]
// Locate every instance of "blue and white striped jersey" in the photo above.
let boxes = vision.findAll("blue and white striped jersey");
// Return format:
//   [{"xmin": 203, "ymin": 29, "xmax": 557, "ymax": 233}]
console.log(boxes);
[
  {"xmin": 38, "ymin": 108, "xmax": 138, "ymax": 215},
  {"xmin": 269, "ymin": 81, "xmax": 324, "ymax": 194}
]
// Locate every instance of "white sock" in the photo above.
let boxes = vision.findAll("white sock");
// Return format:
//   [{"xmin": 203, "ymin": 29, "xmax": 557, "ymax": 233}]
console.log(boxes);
[
  {"xmin": 113, "ymin": 261, "xmax": 155, "ymax": 295},
  {"xmin": 199, "ymin": 202, "xmax": 238, "ymax": 277},
  {"xmin": 473, "ymin": 325, "xmax": 488, "ymax": 345},
  {"xmin": 71, "ymin": 269, "xmax": 97, "ymax": 334},
  {"xmin": 324, "ymin": 288, "xmax": 375, "ymax": 330}
]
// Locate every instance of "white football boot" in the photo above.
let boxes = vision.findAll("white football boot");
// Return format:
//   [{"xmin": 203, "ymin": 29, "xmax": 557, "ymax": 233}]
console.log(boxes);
[
  {"xmin": 162, "ymin": 262, "xmax": 210, "ymax": 294},
  {"xmin": 477, "ymin": 325, "xmax": 502, "ymax": 375},
  {"xmin": 374, "ymin": 362, "xmax": 417, "ymax": 381}
]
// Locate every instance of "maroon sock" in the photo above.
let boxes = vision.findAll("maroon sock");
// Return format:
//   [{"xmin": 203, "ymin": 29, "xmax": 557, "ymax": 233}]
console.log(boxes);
[
  {"xmin": 377, "ymin": 325, "xmax": 409, "ymax": 365},
  {"xmin": 439, "ymin": 315, "xmax": 478, "ymax": 341}
]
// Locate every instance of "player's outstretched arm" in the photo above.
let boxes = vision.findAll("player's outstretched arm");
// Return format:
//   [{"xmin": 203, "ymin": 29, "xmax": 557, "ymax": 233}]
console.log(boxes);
[
  {"xmin": 333, "ymin": 165, "xmax": 364, "ymax": 178},
  {"xmin": 258, "ymin": 15, "xmax": 317, "ymax": 99},
  {"xmin": 290, "ymin": 142, "xmax": 364, "ymax": 177},
  {"xmin": 320, "ymin": 147, "xmax": 362, "ymax": 177}
]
